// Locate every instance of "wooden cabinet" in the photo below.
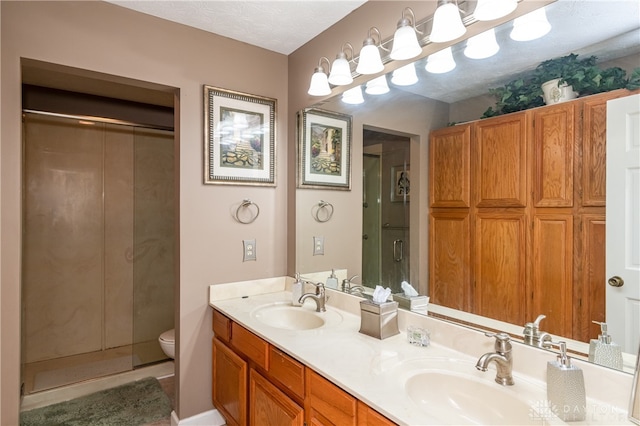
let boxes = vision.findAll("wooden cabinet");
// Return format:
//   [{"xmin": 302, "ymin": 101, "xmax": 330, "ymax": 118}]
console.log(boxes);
[
  {"xmin": 357, "ymin": 401, "xmax": 396, "ymax": 426},
  {"xmin": 212, "ymin": 337, "xmax": 247, "ymax": 426},
  {"xmin": 428, "ymin": 90, "xmax": 633, "ymax": 341},
  {"xmin": 306, "ymin": 369, "xmax": 357, "ymax": 426},
  {"xmin": 249, "ymin": 369, "xmax": 303, "ymax": 426}
]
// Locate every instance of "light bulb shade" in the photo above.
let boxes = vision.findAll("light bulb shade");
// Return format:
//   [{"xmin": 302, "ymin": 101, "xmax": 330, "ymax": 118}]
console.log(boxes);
[
  {"xmin": 328, "ymin": 57, "xmax": 353, "ymax": 85},
  {"xmin": 429, "ymin": 2, "xmax": 466, "ymax": 43},
  {"xmin": 356, "ymin": 44, "xmax": 384, "ymax": 75},
  {"xmin": 308, "ymin": 70, "xmax": 331, "ymax": 96},
  {"xmin": 391, "ymin": 63, "xmax": 419, "ymax": 86},
  {"xmin": 365, "ymin": 75, "xmax": 390, "ymax": 95},
  {"xmin": 342, "ymin": 86, "xmax": 365, "ymax": 104},
  {"xmin": 473, "ymin": 0, "xmax": 517, "ymax": 21},
  {"xmin": 510, "ymin": 8, "xmax": 551, "ymax": 41},
  {"xmin": 390, "ymin": 25, "xmax": 422, "ymax": 61},
  {"xmin": 426, "ymin": 47, "xmax": 456, "ymax": 74},
  {"xmin": 464, "ymin": 28, "xmax": 500, "ymax": 59}
]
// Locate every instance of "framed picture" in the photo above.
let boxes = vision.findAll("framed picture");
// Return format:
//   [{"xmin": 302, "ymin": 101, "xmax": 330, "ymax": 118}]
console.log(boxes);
[
  {"xmin": 297, "ymin": 108, "xmax": 352, "ymax": 190},
  {"xmin": 391, "ymin": 165, "xmax": 410, "ymax": 202},
  {"xmin": 204, "ymin": 85, "xmax": 276, "ymax": 186}
]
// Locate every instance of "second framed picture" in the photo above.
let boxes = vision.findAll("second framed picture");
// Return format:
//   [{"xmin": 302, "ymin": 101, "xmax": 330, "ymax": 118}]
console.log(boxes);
[{"xmin": 297, "ymin": 108, "xmax": 352, "ymax": 190}]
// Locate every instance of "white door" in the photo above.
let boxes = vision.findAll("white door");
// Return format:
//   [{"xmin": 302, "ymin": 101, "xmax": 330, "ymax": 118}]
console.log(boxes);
[{"xmin": 606, "ymin": 94, "xmax": 640, "ymax": 354}]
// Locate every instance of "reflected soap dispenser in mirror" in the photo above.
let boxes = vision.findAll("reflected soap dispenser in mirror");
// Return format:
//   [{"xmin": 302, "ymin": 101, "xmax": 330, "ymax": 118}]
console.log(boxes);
[
  {"xmin": 326, "ymin": 269, "xmax": 338, "ymax": 290},
  {"xmin": 589, "ymin": 321, "xmax": 623, "ymax": 370}
]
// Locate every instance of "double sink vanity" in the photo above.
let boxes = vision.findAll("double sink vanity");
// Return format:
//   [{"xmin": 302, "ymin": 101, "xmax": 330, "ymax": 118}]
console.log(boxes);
[{"xmin": 209, "ymin": 276, "xmax": 634, "ymax": 425}]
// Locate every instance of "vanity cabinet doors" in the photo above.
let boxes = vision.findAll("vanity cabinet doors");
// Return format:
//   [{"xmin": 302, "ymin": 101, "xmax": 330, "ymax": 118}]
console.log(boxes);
[
  {"xmin": 356, "ymin": 401, "xmax": 396, "ymax": 426},
  {"xmin": 212, "ymin": 337, "xmax": 247, "ymax": 426},
  {"xmin": 249, "ymin": 369, "xmax": 303, "ymax": 426},
  {"xmin": 306, "ymin": 369, "xmax": 357, "ymax": 426},
  {"xmin": 429, "ymin": 123, "xmax": 471, "ymax": 208}
]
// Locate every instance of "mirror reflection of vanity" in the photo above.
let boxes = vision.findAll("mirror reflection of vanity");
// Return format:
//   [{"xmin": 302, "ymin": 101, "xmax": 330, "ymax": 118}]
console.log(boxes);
[{"xmin": 295, "ymin": 0, "xmax": 639, "ymax": 374}]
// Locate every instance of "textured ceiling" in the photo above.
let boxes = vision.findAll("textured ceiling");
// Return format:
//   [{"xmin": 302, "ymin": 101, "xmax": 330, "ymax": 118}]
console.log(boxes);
[{"xmin": 105, "ymin": 0, "xmax": 367, "ymax": 55}]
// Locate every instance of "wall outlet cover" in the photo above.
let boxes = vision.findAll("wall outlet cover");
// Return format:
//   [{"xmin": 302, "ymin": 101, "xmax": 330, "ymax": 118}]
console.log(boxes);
[
  {"xmin": 243, "ymin": 239, "xmax": 256, "ymax": 261},
  {"xmin": 313, "ymin": 236, "xmax": 324, "ymax": 256}
]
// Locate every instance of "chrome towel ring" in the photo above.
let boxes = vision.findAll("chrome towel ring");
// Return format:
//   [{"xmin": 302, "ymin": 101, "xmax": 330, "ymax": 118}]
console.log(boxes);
[
  {"xmin": 313, "ymin": 200, "xmax": 334, "ymax": 223},
  {"xmin": 234, "ymin": 199, "xmax": 260, "ymax": 224}
]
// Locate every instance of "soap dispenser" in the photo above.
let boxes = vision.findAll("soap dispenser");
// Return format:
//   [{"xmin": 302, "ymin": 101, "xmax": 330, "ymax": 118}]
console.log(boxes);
[
  {"xmin": 547, "ymin": 341, "xmax": 586, "ymax": 422},
  {"xmin": 588, "ymin": 321, "xmax": 623, "ymax": 369},
  {"xmin": 292, "ymin": 274, "xmax": 303, "ymax": 306},
  {"xmin": 326, "ymin": 269, "xmax": 338, "ymax": 289}
]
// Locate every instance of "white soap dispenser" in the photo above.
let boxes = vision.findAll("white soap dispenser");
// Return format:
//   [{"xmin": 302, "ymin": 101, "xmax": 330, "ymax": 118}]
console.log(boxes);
[
  {"xmin": 588, "ymin": 321, "xmax": 623, "ymax": 369},
  {"xmin": 326, "ymin": 269, "xmax": 338, "ymax": 289},
  {"xmin": 547, "ymin": 341, "xmax": 586, "ymax": 422},
  {"xmin": 292, "ymin": 274, "xmax": 303, "ymax": 306}
]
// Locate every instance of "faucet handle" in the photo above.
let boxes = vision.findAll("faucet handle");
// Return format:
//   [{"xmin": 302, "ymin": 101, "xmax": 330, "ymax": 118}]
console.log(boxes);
[{"xmin": 484, "ymin": 332, "xmax": 512, "ymax": 353}]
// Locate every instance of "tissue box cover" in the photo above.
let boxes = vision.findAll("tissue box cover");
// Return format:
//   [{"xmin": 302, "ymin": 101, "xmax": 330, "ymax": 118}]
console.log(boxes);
[
  {"xmin": 393, "ymin": 294, "xmax": 429, "ymax": 310},
  {"xmin": 359, "ymin": 300, "xmax": 399, "ymax": 340}
]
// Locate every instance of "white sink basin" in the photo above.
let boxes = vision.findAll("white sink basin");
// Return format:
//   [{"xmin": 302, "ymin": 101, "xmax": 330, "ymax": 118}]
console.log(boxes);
[{"xmin": 251, "ymin": 302, "xmax": 343, "ymax": 330}]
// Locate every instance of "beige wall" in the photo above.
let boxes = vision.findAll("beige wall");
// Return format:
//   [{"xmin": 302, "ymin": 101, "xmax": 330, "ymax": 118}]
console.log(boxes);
[{"xmin": 1, "ymin": 1, "xmax": 288, "ymax": 423}]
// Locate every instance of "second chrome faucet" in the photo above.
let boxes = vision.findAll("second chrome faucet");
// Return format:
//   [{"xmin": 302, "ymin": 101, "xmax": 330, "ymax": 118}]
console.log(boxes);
[{"xmin": 476, "ymin": 332, "xmax": 514, "ymax": 386}]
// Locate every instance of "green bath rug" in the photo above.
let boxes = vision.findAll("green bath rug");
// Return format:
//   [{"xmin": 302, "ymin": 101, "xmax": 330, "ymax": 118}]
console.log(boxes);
[{"xmin": 20, "ymin": 377, "xmax": 171, "ymax": 426}]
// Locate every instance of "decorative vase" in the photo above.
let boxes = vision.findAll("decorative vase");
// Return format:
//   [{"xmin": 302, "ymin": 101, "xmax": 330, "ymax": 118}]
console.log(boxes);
[{"xmin": 541, "ymin": 78, "xmax": 578, "ymax": 105}]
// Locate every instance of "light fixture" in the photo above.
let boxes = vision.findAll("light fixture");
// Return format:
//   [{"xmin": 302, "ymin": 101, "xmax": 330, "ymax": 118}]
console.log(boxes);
[
  {"xmin": 473, "ymin": 0, "xmax": 517, "ymax": 21},
  {"xmin": 307, "ymin": 57, "xmax": 331, "ymax": 96},
  {"xmin": 425, "ymin": 47, "xmax": 456, "ymax": 74},
  {"xmin": 390, "ymin": 7, "xmax": 423, "ymax": 61},
  {"xmin": 356, "ymin": 27, "xmax": 385, "ymax": 75},
  {"xmin": 341, "ymin": 86, "xmax": 365, "ymax": 105},
  {"xmin": 429, "ymin": 0, "xmax": 466, "ymax": 43},
  {"xmin": 365, "ymin": 75, "xmax": 390, "ymax": 95},
  {"xmin": 464, "ymin": 28, "xmax": 499, "ymax": 59},
  {"xmin": 510, "ymin": 8, "xmax": 551, "ymax": 41},
  {"xmin": 329, "ymin": 43, "xmax": 354, "ymax": 86},
  {"xmin": 391, "ymin": 63, "xmax": 418, "ymax": 86}
]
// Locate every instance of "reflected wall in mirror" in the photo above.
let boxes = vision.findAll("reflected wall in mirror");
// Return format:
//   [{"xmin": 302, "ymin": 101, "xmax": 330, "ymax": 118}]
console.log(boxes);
[{"xmin": 295, "ymin": 0, "xmax": 640, "ymax": 372}]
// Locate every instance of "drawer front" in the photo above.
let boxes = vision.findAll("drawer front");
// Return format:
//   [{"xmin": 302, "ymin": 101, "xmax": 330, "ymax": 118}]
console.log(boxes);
[
  {"xmin": 212, "ymin": 309, "xmax": 231, "ymax": 343},
  {"xmin": 231, "ymin": 322, "xmax": 269, "ymax": 370},
  {"xmin": 307, "ymin": 369, "xmax": 356, "ymax": 425},
  {"xmin": 269, "ymin": 346, "xmax": 305, "ymax": 399}
]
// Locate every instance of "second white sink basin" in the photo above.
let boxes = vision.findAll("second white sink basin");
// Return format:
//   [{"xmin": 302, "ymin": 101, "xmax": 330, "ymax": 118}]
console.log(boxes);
[{"xmin": 251, "ymin": 302, "xmax": 343, "ymax": 330}]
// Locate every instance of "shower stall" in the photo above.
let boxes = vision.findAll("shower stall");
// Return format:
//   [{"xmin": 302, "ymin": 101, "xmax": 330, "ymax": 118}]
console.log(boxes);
[{"xmin": 21, "ymin": 110, "xmax": 175, "ymax": 394}]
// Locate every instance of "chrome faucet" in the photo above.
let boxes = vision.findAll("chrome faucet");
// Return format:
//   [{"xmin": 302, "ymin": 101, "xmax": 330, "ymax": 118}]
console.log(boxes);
[
  {"xmin": 299, "ymin": 281, "xmax": 326, "ymax": 312},
  {"xmin": 523, "ymin": 314, "xmax": 553, "ymax": 348},
  {"xmin": 476, "ymin": 332, "xmax": 514, "ymax": 386},
  {"xmin": 341, "ymin": 274, "xmax": 363, "ymax": 294}
]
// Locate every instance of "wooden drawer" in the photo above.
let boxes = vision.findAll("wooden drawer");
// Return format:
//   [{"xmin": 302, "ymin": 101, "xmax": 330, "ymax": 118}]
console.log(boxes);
[
  {"xmin": 269, "ymin": 346, "xmax": 305, "ymax": 399},
  {"xmin": 212, "ymin": 309, "xmax": 231, "ymax": 343},
  {"xmin": 231, "ymin": 322, "xmax": 269, "ymax": 370},
  {"xmin": 306, "ymin": 369, "xmax": 356, "ymax": 425}
]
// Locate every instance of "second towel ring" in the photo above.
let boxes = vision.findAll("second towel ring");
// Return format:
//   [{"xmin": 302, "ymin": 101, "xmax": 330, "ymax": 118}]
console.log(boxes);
[
  {"xmin": 313, "ymin": 200, "xmax": 334, "ymax": 223},
  {"xmin": 235, "ymin": 199, "xmax": 260, "ymax": 224}
]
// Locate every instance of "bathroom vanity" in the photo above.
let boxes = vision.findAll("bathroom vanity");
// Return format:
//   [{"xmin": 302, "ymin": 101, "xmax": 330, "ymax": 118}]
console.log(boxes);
[{"xmin": 209, "ymin": 277, "xmax": 635, "ymax": 425}]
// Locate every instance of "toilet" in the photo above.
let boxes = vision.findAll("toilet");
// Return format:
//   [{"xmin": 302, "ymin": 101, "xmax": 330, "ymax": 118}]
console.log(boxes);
[{"xmin": 159, "ymin": 329, "xmax": 175, "ymax": 359}]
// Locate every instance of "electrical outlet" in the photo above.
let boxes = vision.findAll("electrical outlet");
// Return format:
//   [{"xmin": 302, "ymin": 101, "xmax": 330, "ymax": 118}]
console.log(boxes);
[
  {"xmin": 243, "ymin": 239, "xmax": 256, "ymax": 261},
  {"xmin": 313, "ymin": 236, "xmax": 324, "ymax": 256}
]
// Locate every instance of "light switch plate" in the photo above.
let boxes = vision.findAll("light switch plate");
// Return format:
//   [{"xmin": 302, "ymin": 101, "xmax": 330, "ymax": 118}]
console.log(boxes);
[
  {"xmin": 243, "ymin": 239, "xmax": 256, "ymax": 261},
  {"xmin": 313, "ymin": 236, "xmax": 324, "ymax": 256}
]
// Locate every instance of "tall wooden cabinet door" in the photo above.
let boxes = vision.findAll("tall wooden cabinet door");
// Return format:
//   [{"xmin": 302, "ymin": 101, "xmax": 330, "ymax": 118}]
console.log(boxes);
[
  {"xmin": 249, "ymin": 369, "xmax": 303, "ymax": 426},
  {"xmin": 429, "ymin": 124, "xmax": 471, "ymax": 208},
  {"xmin": 429, "ymin": 211, "xmax": 470, "ymax": 311},
  {"xmin": 473, "ymin": 112, "xmax": 528, "ymax": 208},
  {"xmin": 212, "ymin": 337, "xmax": 247, "ymax": 426},
  {"xmin": 532, "ymin": 103, "xmax": 575, "ymax": 207},
  {"xmin": 474, "ymin": 212, "xmax": 527, "ymax": 324},
  {"xmin": 531, "ymin": 214, "xmax": 573, "ymax": 337}
]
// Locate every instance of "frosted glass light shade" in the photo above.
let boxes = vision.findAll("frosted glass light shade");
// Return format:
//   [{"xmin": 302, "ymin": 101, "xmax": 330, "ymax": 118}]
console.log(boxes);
[
  {"xmin": 365, "ymin": 75, "xmax": 390, "ymax": 95},
  {"xmin": 328, "ymin": 56, "xmax": 353, "ymax": 85},
  {"xmin": 308, "ymin": 70, "xmax": 331, "ymax": 96},
  {"xmin": 390, "ymin": 25, "xmax": 422, "ymax": 61},
  {"xmin": 356, "ymin": 44, "xmax": 384, "ymax": 75},
  {"xmin": 429, "ymin": 2, "xmax": 466, "ymax": 43},
  {"xmin": 473, "ymin": 0, "xmax": 517, "ymax": 21},
  {"xmin": 391, "ymin": 63, "xmax": 419, "ymax": 86},
  {"xmin": 342, "ymin": 86, "xmax": 365, "ymax": 105},
  {"xmin": 426, "ymin": 47, "xmax": 456, "ymax": 74},
  {"xmin": 510, "ymin": 8, "xmax": 551, "ymax": 41},
  {"xmin": 464, "ymin": 28, "xmax": 500, "ymax": 59}
]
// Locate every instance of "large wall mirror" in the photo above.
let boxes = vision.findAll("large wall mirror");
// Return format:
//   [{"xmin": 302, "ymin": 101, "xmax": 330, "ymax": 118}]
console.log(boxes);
[{"xmin": 295, "ymin": 0, "xmax": 639, "ymax": 373}]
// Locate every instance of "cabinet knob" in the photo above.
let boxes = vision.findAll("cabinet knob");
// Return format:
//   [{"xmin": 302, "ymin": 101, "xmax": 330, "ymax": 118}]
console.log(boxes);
[{"xmin": 608, "ymin": 276, "xmax": 624, "ymax": 287}]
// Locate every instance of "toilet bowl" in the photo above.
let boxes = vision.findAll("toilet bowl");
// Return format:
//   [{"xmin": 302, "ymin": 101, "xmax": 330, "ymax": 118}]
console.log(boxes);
[{"xmin": 159, "ymin": 329, "xmax": 175, "ymax": 359}]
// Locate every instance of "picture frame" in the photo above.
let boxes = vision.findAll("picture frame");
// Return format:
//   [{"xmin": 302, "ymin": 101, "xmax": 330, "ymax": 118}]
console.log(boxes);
[
  {"xmin": 391, "ymin": 165, "xmax": 410, "ymax": 202},
  {"xmin": 297, "ymin": 108, "xmax": 352, "ymax": 190},
  {"xmin": 204, "ymin": 85, "xmax": 276, "ymax": 186}
]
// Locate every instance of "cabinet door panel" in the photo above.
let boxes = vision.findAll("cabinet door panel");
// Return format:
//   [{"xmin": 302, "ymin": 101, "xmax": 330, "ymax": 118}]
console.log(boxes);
[
  {"xmin": 357, "ymin": 401, "xmax": 397, "ymax": 426},
  {"xmin": 429, "ymin": 211, "xmax": 470, "ymax": 311},
  {"xmin": 212, "ymin": 337, "xmax": 247, "ymax": 426},
  {"xmin": 429, "ymin": 124, "xmax": 471, "ymax": 208},
  {"xmin": 532, "ymin": 103, "xmax": 575, "ymax": 207},
  {"xmin": 531, "ymin": 214, "xmax": 573, "ymax": 337},
  {"xmin": 474, "ymin": 212, "xmax": 526, "ymax": 324},
  {"xmin": 474, "ymin": 113, "xmax": 528, "ymax": 207},
  {"xmin": 250, "ymin": 369, "xmax": 303, "ymax": 426},
  {"xmin": 306, "ymin": 369, "xmax": 356, "ymax": 426}
]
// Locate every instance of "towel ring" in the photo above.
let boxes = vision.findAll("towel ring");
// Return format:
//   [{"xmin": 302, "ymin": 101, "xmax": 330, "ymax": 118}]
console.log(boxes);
[
  {"xmin": 313, "ymin": 200, "xmax": 334, "ymax": 223},
  {"xmin": 235, "ymin": 199, "xmax": 260, "ymax": 224}
]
